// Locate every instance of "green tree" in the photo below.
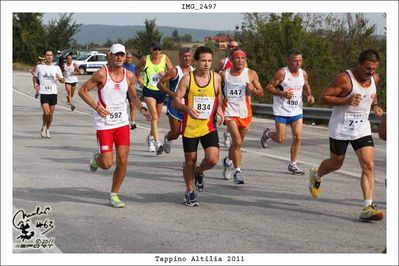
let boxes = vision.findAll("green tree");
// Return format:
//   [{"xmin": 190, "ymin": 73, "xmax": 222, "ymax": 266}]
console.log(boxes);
[
  {"xmin": 172, "ymin": 29, "xmax": 180, "ymax": 42},
  {"xmin": 45, "ymin": 13, "xmax": 81, "ymax": 52},
  {"xmin": 181, "ymin": 34, "xmax": 192, "ymax": 43},
  {"xmin": 13, "ymin": 13, "xmax": 46, "ymax": 64},
  {"xmin": 133, "ymin": 18, "xmax": 163, "ymax": 57}
]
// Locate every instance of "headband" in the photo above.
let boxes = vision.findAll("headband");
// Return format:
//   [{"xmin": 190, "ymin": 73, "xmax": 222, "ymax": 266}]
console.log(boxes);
[{"xmin": 231, "ymin": 50, "xmax": 246, "ymax": 59}]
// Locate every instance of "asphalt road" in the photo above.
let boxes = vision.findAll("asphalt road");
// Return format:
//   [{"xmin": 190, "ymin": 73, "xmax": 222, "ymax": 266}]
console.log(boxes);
[{"xmin": 11, "ymin": 71, "xmax": 386, "ymax": 256}]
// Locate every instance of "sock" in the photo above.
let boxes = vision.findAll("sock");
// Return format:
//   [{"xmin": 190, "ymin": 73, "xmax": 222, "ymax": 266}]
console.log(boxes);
[
  {"xmin": 110, "ymin": 192, "xmax": 118, "ymax": 198},
  {"xmin": 225, "ymin": 157, "xmax": 232, "ymax": 165},
  {"xmin": 156, "ymin": 141, "xmax": 162, "ymax": 148},
  {"xmin": 234, "ymin": 167, "xmax": 241, "ymax": 173},
  {"xmin": 289, "ymin": 161, "xmax": 296, "ymax": 166},
  {"xmin": 363, "ymin": 199, "xmax": 373, "ymax": 207}
]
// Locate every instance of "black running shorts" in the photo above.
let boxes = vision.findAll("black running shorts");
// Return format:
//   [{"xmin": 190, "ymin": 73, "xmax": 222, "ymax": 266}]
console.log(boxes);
[
  {"xmin": 40, "ymin": 94, "xmax": 57, "ymax": 106},
  {"xmin": 183, "ymin": 130, "xmax": 219, "ymax": 153},
  {"xmin": 329, "ymin": 135, "xmax": 374, "ymax": 156}
]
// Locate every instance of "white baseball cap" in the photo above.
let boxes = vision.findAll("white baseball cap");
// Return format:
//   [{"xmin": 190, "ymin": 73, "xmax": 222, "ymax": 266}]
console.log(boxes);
[{"xmin": 110, "ymin": 43, "xmax": 126, "ymax": 54}]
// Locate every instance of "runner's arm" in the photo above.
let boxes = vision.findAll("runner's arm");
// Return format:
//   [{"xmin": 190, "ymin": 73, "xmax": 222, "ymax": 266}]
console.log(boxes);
[
  {"xmin": 302, "ymin": 70, "xmax": 314, "ymax": 104},
  {"xmin": 127, "ymin": 72, "xmax": 150, "ymax": 120},
  {"xmin": 173, "ymin": 75, "xmax": 200, "ymax": 119},
  {"xmin": 135, "ymin": 56, "xmax": 146, "ymax": 85},
  {"xmin": 247, "ymin": 70, "xmax": 264, "ymax": 97},
  {"xmin": 214, "ymin": 72, "xmax": 224, "ymax": 125},
  {"xmin": 266, "ymin": 69, "xmax": 291, "ymax": 99},
  {"xmin": 78, "ymin": 68, "xmax": 109, "ymax": 117},
  {"xmin": 157, "ymin": 67, "xmax": 177, "ymax": 97},
  {"xmin": 319, "ymin": 73, "xmax": 358, "ymax": 106}
]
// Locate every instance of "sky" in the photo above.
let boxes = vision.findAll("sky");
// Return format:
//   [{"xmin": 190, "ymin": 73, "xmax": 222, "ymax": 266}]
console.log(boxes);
[{"xmin": 41, "ymin": 12, "xmax": 386, "ymax": 34}]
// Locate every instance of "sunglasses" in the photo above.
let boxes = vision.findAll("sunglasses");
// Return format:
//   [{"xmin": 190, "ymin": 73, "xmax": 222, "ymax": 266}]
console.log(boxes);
[
  {"xmin": 153, "ymin": 48, "xmax": 161, "ymax": 51},
  {"xmin": 229, "ymin": 45, "xmax": 239, "ymax": 49}
]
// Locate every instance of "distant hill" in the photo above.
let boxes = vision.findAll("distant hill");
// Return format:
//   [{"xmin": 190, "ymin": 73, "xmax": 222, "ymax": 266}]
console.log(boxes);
[{"xmin": 73, "ymin": 24, "xmax": 233, "ymax": 44}]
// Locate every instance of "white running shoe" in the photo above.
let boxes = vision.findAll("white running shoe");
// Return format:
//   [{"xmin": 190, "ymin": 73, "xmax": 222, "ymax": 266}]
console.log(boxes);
[
  {"xmin": 45, "ymin": 129, "xmax": 51, "ymax": 139},
  {"xmin": 40, "ymin": 126, "xmax": 47, "ymax": 138},
  {"xmin": 223, "ymin": 131, "xmax": 232, "ymax": 147},
  {"xmin": 222, "ymin": 156, "xmax": 233, "ymax": 180},
  {"xmin": 147, "ymin": 135, "xmax": 156, "ymax": 152}
]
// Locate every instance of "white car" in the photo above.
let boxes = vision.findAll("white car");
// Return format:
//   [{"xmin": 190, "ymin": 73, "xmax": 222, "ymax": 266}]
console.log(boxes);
[{"xmin": 74, "ymin": 52, "xmax": 107, "ymax": 74}]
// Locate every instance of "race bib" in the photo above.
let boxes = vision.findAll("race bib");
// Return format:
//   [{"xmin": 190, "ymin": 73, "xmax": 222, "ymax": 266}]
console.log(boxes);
[
  {"xmin": 342, "ymin": 112, "xmax": 369, "ymax": 136},
  {"xmin": 226, "ymin": 84, "xmax": 245, "ymax": 103},
  {"xmin": 193, "ymin": 96, "xmax": 214, "ymax": 119},
  {"xmin": 105, "ymin": 104, "xmax": 127, "ymax": 125},
  {"xmin": 283, "ymin": 90, "xmax": 301, "ymax": 111},
  {"xmin": 149, "ymin": 73, "xmax": 161, "ymax": 87}
]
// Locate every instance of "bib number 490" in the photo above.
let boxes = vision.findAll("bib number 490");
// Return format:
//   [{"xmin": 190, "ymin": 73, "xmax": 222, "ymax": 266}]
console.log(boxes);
[{"xmin": 286, "ymin": 99, "xmax": 298, "ymax": 105}]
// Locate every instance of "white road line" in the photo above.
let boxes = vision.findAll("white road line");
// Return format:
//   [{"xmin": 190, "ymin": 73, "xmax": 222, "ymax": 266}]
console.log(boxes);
[{"xmin": 13, "ymin": 87, "xmax": 384, "ymax": 182}]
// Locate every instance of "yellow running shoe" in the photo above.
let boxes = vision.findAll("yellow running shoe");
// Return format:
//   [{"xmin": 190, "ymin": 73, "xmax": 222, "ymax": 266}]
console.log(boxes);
[
  {"xmin": 109, "ymin": 194, "xmax": 125, "ymax": 208},
  {"xmin": 359, "ymin": 203, "xmax": 384, "ymax": 221},
  {"xmin": 308, "ymin": 168, "xmax": 321, "ymax": 198}
]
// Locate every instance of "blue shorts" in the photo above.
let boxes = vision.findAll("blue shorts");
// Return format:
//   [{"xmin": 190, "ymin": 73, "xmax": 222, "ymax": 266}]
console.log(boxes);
[
  {"xmin": 143, "ymin": 87, "xmax": 166, "ymax": 104},
  {"xmin": 166, "ymin": 96, "xmax": 184, "ymax": 121},
  {"xmin": 274, "ymin": 114, "xmax": 302, "ymax": 125}
]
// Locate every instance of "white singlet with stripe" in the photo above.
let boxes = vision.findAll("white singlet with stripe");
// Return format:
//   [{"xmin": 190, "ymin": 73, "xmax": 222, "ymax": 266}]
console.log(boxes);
[
  {"xmin": 272, "ymin": 66, "xmax": 304, "ymax": 117},
  {"xmin": 328, "ymin": 70, "xmax": 376, "ymax": 140},
  {"xmin": 94, "ymin": 65, "xmax": 129, "ymax": 130},
  {"xmin": 34, "ymin": 64, "xmax": 63, "ymax": 94},
  {"xmin": 223, "ymin": 68, "xmax": 250, "ymax": 118},
  {"xmin": 169, "ymin": 65, "xmax": 194, "ymax": 92},
  {"xmin": 64, "ymin": 62, "xmax": 78, "ymax": 83}
]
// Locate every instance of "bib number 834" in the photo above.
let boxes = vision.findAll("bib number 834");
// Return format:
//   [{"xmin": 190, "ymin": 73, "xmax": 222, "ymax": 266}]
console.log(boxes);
[{"xmin": 197, "ymin": 104, "xmax": 211, "ymax": 110}]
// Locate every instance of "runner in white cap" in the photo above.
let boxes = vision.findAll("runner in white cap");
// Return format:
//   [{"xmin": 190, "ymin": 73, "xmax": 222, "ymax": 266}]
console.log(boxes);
[{"xmin": 79, "ymin": 43, "xmax": 150, "ymax": 208}]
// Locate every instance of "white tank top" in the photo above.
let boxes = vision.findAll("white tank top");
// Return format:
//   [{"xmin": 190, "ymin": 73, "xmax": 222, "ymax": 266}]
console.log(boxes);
[
  {"xmin": 64, "ymin": 62, "xmax": 78, "ymax": 83},
  {"xmin": 223, "ymin": 68, "xmax": 251, "ymax": 118},
  {"xmin": 272, "ymin": 67, "xmax": 304, "ymax": 117},
  {"xmin": 94, "ymin": 65, "xmax": 129, "ymax": 130},
  {"xmin": 328, "ymin": 70, "xmax": 376, "ymax": 140}
]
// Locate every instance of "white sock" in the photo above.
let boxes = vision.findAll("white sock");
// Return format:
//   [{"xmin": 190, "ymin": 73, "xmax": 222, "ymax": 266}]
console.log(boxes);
[
  {"xmin": 110, "ymin": 192, "xmax": 118, "ymax": 198},
  {"xmin": 234, "ymin": 167, "xmax": 241, "ymax": 173},
  {"xmin": 226, "ymin": 157, "xmax": 232, "ymax": 165},
  {"xmin": 314, "ymin": 171, "xmax": 321, "ymax": 180},
  {"xmin": 289, "ymin": 161, "xmax": 296, "ymax": 166},
  {"xmin": 363, "ymin": 199, "xmax": 373, "ymax": 207}
]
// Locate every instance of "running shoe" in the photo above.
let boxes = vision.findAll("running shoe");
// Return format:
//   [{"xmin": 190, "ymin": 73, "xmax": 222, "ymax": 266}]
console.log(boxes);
[
  {"xmin": 40, "ymin": 126, "xmax": 47, "ymax": 138},
  {"xmin": 109, "ymin": 194, "xmax": 125, "ymax": 208},
  {"xmin": 71, "ymin": 104, "xmax": 76, "ymax": 111},
  {"xmin": 288, "ymin": 163, "xmax": 305, "ymax": 175},
  {"xmin": 194, "ymin": 168, "xmax": 205, "ymax": 192},
  {"xmin": 223, "ymin": 131, "xmax": 232, "ymax": 147},
  {"xmin": 233, "ymin": 171, "xmax": 245, "ymax": 185},
  {"xmin": 359, "ymin": 203, "xmax": 384, "ymax": 221},
  {"xmin": 260, "ymin": 128, "xmax": 271, "ymax": 148},
  {"xmin": 223, "ymin": 156, "xmax": 233, "ymax": 180},
  {"xmin": 308, "ymin": 168, "xmax": 321, "ymax": 198},
  {"xmin": 130, "ymin": 122, "xmax": 137, "ymax": 130},
  {"xmin": 147, "ymin": 135, "xmax": 156, "ymax": 152},
  {"xmin": 90, "ymin": 152, "xmax": 100, "ymax": 172},
  {"xmin": 45, "ymin": 129, "xmax": 51, "ymax": 139},
  {"xmin": 156, "ymin": 141, "xmax": 164, "ymax": 155},
  {"xmin": 184, "ymin": 191, "xmax": 199, "ymax": 207},
  {"xmin": 164, "ymin": 135, "xmax": 172, "ymax": 154}
]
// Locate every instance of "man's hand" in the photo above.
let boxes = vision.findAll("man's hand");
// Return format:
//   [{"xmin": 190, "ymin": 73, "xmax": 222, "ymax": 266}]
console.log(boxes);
[
  {"xmin": 373, "ymin": 105, "xmax": 384, "ymax": 118},
  {"xmin": 96, "ymin": 104, "xmax": 110, "ymax": 118},
  {"xmin": 188, "ymin": 107, "xmax": 200, "ymax": 119},
  {"xmin": 283, "ymin": 90, "xmax": 294, "ymax": 99},
  {"xmin": 217, "ymin": 106, "xmax": 224, "ymax": 126},
  {"xmin": 348, "ymin": 93, "xmax": 362, "ymax": 106},
  {"xmin": 307, "ymin": 95, "xmax": 315, "ymax": 104}
]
